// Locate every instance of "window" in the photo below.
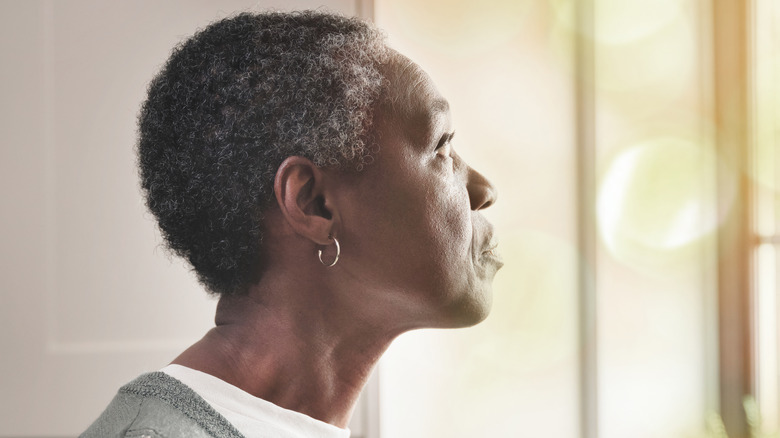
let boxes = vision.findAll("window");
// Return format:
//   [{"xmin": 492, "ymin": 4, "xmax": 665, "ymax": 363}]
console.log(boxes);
[
  {"xmin": 372, "ymin": 1, "xmax": 764, "ymax": 437},
  {"xmin": 753, "ymin": 0, "xmax": 780, "ymax": 435}
]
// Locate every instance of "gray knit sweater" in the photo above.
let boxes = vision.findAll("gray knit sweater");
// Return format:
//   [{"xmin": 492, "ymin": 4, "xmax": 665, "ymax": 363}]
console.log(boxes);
[{"xmin": 80, "ymin": 372, "xmax": 245, "ymax": 438}]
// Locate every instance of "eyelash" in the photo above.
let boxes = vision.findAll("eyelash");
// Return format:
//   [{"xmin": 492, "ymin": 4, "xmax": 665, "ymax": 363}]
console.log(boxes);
[{"xmin": 436, "ymin": 131, "xmax": 456, "ymax": 152}]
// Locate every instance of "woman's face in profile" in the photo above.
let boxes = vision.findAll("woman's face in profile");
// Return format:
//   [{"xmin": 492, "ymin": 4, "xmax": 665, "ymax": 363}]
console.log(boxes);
[{"xmin": 332, "ymin": 54, "xmax": 503, "ymax": 329}]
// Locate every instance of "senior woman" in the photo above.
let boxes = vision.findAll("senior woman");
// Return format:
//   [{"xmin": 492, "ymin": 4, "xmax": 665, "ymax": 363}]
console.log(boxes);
[{"xmin": 82, "ymin": 10, "xmax": 502, "ymax": 438}]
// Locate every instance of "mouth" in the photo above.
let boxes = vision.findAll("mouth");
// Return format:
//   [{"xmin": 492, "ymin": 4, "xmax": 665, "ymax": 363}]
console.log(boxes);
[
  {"xmin": 473, "ymin": 215, "xmax": 503, "ymax": 269},
  {"xmin": 480, "ymin": 240, "xmax": 504, "ymax": 268},
  {"xmin": 482, "ymin": 242, "xmax": 498, "ymax": 256}
]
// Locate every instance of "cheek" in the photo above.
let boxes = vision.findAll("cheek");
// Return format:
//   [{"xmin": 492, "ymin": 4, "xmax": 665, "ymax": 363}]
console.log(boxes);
[
  {"xmin": 388, "ymin": 163, "xmax": 471, "ymax": 252},
  {"xmin": 432, "ymin": 187, "xmax": 473, "ymax": 271},
  {"xmin": 343, "ymin": 159, "xmax": 473, "ymax": 293}
]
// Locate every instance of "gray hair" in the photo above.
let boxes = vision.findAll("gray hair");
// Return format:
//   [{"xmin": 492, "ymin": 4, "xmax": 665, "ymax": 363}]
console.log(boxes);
[{"xmin": 137, "ymin": 11, "xmax": 390, "ymax": 295}]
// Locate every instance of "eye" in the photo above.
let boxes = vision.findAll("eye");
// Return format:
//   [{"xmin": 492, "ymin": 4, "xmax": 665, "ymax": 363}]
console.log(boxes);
[{"xmin": 435, "ymin": 131, "xmax": 455, "ymax": 157}]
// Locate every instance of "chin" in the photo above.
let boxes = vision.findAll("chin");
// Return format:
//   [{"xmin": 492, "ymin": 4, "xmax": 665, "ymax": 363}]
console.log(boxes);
[{"xmin": 437, "ymin": 286, "xmax": 494, "ymax": 328}]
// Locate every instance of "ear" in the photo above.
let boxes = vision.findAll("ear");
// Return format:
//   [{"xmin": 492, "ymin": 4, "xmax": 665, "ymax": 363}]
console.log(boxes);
[{"xmin": 273, "ymin": 156, "xmax": 336, "ymax": 245}]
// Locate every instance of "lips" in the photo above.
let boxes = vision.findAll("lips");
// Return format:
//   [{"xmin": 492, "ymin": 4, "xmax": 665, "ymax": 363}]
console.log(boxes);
[
  {"xmin": 480, "ymin": 238, "xmax": 504, "ymax": 268},
  {"xmin": 473, "ymin": 215, "xmax": 503, "ymax": 268},
  {"xmin": 483, "ymin": 246, "xmax": 498, "ymax": 257}
]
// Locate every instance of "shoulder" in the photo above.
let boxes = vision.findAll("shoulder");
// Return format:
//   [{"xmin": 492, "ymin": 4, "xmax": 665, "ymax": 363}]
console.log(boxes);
[{"xmin": 80, "ymin": 372, "xmax": 244, "ymax": 438}]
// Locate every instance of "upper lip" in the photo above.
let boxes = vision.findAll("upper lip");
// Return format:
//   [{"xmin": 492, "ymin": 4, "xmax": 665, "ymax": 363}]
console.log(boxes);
[
  {"xmin": 480, "ymin": 233, "xmax": 499, "ymax": 255},
  {"xmin": 474, "ymin": 217, "xmax": 501, "ymax": 263},
  {"xmin": 480, "ymin": 238, "xmax": 504, "ymax": 269},
  {"xmin": 482, "ymin": 242, "xmax": 498, "ymax": 254}
]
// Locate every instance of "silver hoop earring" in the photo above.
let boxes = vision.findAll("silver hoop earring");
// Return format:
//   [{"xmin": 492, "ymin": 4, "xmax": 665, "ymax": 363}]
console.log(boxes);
[{"xmin": 318, "ymin": 234, "xmax": 340, "ymax": 267}]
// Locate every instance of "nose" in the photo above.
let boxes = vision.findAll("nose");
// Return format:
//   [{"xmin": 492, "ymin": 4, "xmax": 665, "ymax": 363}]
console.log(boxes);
[{"xmin": 467, "ymin": 166, "xmax": 497, "ymax": 210}]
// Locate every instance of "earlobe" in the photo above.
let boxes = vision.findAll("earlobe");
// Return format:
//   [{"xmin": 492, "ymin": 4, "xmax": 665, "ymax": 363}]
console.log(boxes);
[{"xmin": 274, "ymin": 156, "xmax": 336, "ymax": 245}]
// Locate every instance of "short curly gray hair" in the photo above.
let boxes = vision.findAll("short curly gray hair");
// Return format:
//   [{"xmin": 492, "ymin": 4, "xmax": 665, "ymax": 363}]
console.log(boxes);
[{"xmin": 138, "ymin": 11, "xmax": 390, "ymax": 296}]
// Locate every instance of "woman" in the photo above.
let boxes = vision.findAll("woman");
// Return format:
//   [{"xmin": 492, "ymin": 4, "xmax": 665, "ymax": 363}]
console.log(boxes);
[{"xmin": 82, "ymin": 10, "xmax": 502, "ymax": 438}]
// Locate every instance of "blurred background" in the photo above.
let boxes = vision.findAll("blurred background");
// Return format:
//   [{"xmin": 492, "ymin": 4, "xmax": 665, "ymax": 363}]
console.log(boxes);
[{"xmin": 0, "ymin": 1, "xmax": 777, "ymax": 437}]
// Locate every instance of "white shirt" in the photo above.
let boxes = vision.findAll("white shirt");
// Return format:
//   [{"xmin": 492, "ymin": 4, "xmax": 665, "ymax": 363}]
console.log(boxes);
[{"xmin": 161, "ymin": 364, "xmax": 351, "ymax": 438}]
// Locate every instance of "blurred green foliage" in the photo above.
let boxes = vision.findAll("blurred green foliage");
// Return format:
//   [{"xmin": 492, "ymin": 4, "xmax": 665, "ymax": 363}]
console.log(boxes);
[{"xmin": 700, "ymin": 397, "xmax": 778, "ymax": 438}]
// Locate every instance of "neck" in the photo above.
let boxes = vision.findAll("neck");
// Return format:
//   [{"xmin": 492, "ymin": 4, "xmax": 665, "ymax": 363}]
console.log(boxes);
[{"xmin": 171, "ymin": 272, "xmax": 402, "ymax": 428}]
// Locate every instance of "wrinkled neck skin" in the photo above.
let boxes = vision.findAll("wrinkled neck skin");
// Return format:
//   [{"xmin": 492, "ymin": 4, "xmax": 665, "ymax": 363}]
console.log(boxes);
[
  {"xmin": 172, "ymin": 285, "xmax": 397, "ymax": 428},
  {"xmin": 171, "ymin": 214, "xmax": 412, "ymax": 429}
]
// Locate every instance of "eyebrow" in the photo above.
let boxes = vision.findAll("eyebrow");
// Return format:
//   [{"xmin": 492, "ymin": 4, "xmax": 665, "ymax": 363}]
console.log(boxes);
[{"xmin": 432, "ymin": 98, "xmax": 450, "ymax": 114}]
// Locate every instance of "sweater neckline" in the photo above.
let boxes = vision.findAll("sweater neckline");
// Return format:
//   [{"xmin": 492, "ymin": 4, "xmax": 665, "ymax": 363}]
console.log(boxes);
[{"xmin": 120, "ymin": 371, "xmax": 245, "ymax": 438}]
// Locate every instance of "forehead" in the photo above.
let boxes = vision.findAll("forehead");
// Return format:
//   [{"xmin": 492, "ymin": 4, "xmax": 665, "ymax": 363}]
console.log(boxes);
[{"xmin": 378, "ymin": 53, "xmax": 450, "ymax": 142}]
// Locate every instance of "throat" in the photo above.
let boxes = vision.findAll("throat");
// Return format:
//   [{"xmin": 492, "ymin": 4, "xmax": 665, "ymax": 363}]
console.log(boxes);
[{"xmin": 170, "ymin": 317, "xmax": 390, "ymax": 428}]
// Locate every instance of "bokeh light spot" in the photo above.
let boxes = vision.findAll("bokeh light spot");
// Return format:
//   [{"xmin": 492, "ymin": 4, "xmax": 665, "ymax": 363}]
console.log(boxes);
[{"xmin": 597, "ymin": 138, "xmax": 734, "ymax": 270}]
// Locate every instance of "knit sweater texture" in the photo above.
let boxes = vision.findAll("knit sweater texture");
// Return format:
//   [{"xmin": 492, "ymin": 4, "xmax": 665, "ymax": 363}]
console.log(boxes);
[{"xmin": 80, "ymin": 372, "xmax": 245, "ymax": 438}]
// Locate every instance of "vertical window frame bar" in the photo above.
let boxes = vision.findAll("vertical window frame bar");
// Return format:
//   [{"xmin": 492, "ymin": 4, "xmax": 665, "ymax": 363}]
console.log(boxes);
[
  {"xmin": 713, "ymin": 1, "xmax": 756, "ymax": 437},
  {"xmin": 575, "ymin": 0, "xmax": 598, "ymax": 437}
]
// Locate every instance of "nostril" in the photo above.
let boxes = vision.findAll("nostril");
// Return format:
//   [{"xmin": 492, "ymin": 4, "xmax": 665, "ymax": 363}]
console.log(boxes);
[
  {"xmin": 469, "ymin": 180, "xmax": 497, "ymax": 210},
  {"xmin": 484, "ymin": 186, "xmax": 497, "ymax": 209},
  {"xmin": 466, "ymin": 165, "xmax": 498, "ymax": 210},
  {"xmin": 478, "ymin": 190, "xmax": 496, "ymax": 210}
]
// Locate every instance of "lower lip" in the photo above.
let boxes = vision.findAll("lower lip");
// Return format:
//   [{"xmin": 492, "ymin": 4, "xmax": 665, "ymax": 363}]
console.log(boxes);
[{"xmin": 481, "ymin": 248, "xmax": 504, "ymax": 267}]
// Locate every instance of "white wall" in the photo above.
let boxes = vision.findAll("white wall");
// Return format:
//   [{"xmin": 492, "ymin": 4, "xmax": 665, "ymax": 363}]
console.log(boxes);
[{"xmin": 0, "ymin": 1, "xmax": 370, "ymax": 436}]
